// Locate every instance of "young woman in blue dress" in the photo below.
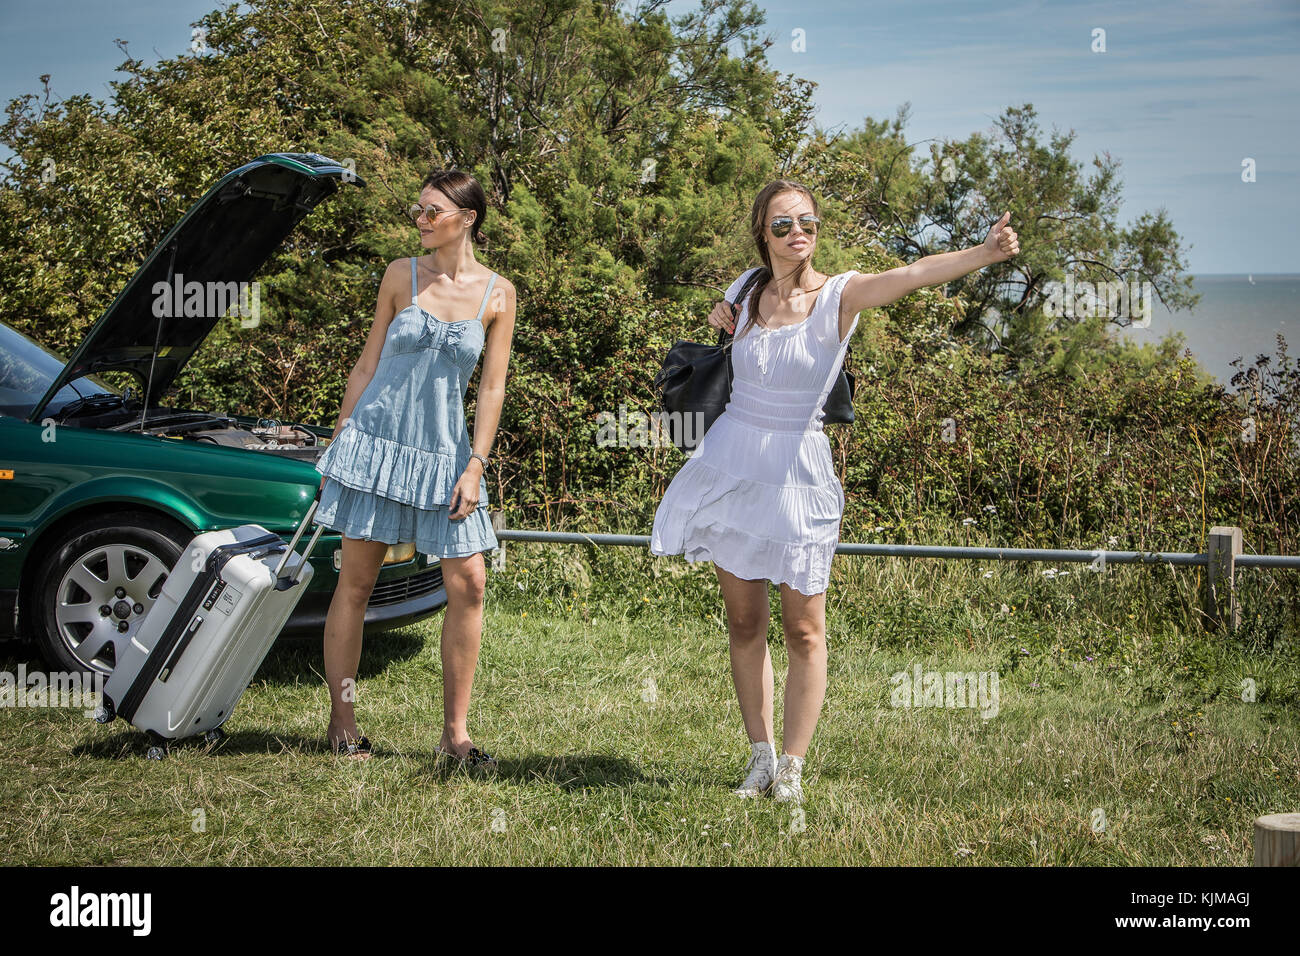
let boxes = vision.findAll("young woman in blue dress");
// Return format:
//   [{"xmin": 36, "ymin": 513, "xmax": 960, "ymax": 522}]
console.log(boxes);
[{"xmin": 315, "ymin": 170, "xmax": 517, "ymax": 762}]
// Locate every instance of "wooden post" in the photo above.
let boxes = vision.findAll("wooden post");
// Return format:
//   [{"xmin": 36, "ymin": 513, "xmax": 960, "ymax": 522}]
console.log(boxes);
[
  {"xmin": 1203, "ymin": 526, "xmax": 1242, "ymax": 632},
  {"xmin": 1254, "ymin": 813, "xmax": 1300, "ymax": 866},
  {"xmin": 489, "ymin": 510, "xmax": 506, "ymax": 571}
]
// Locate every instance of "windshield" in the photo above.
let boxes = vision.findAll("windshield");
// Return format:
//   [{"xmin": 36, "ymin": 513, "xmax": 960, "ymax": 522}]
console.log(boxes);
[{"xmin": 0, "ymin": 321, "xmax": 123, "ymax": 419}]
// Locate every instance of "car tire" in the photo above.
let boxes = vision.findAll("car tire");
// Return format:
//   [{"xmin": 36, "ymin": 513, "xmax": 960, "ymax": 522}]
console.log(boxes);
[{"xmin": 29, "ymin": 511, "xmax": 191, "ymax": 677}]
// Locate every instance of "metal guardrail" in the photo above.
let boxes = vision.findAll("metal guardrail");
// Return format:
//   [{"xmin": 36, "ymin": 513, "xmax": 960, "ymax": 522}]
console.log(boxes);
[
  {"xmin": 493, "ymin": 529, "xmax": 1300, "ymax": 569},
  {"xmin": 490, "ymin": 519, "xmax": 1297, "ymax": 631}
]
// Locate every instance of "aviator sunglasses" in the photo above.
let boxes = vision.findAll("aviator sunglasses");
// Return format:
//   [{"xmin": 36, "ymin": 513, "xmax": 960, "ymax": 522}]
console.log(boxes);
[
  {"xmin": 768, "ymin": 214, "xmax": 820, "ymax": 238},
  {"xmin": 407, "ymin": 202, "xmax": 472, "ymax": 223}
]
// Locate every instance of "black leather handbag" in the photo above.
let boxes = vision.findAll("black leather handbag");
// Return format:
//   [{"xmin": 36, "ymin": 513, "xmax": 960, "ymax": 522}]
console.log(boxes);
[{"xmin": 654, "ymin": 269, "xmax": 856, "ymax": 452}]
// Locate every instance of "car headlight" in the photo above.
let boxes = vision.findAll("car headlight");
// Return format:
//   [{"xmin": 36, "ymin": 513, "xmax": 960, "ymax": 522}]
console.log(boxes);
[{"xmin": 383, "ymin": 542, "xmax": 416, "ymax": 565}]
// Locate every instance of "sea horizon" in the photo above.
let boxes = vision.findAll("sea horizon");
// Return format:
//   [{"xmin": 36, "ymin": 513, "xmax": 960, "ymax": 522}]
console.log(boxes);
[{"xmin": 1118, "ymin": 273, "xmax": 1297, "ymax": 388}]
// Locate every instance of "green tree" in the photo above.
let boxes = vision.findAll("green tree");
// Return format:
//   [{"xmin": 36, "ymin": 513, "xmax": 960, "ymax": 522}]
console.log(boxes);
[
  {"xmin": 808, "ymin": 102, "xmax": 1200, "ymax": 377},
  {"xmin": 4, "ymin": 0, "xmax": 1288, "ymax": 572}
]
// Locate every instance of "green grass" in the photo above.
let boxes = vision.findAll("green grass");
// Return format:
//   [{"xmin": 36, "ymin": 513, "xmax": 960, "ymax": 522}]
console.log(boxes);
[{"xmin": 1, "ymin": 538, "xmax": 1296, "ymax": 865}]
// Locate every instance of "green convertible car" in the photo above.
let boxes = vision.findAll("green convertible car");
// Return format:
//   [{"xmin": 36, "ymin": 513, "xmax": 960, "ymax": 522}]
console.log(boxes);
[{"xmin": 0, "ymin": 153, "xmax": 447, "ymax": 676}]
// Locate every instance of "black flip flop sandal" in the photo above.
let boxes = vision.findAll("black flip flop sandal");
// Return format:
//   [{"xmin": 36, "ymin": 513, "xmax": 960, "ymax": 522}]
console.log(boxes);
[
  {"xmin": 332, "ymin": 734, "xmax": 372, "ymax": 758},
  {"xmin": 434, "ymin": 744, "xmax": 498, "ymax": 770}
]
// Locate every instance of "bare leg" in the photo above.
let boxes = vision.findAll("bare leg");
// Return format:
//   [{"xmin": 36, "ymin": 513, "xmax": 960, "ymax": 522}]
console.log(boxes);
[
  {"xmin": 436, "ymin": 551, "xmax": 487, "ymax": 757},
  {"xmin": 715, "ymin": 565, "xmax": 774, "ymax": 746},
  {"xmin": 776, "ymin": 582, "xmax": 828, "ymax": 758},
  {"xmin": 323, "ymin": 535, "xmax": 390, "ymax": 756}
]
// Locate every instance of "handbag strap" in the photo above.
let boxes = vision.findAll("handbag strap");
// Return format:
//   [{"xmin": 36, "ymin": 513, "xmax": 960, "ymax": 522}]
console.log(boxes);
[
  {"xmin": 717, "ymin": 267, "xmax": 765, "ymax": 347},
  {"xmin": 717, "ymin": 267, "xmax": 766, "ymax": 392}
]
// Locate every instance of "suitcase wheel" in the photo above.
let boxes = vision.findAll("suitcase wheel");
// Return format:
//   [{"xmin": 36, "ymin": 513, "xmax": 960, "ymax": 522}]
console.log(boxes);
[
  {"xmin": 202, "ymin": 728, "xmax": 225, "ymax": 746},
  {"xmin": 145, "ymin": 745, "xmax": 167, "ymax": 761}
]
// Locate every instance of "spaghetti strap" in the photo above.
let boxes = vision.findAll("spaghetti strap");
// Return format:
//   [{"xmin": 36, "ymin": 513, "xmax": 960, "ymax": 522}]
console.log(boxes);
[
  {"xmin": 411, "ymin": 258, "xmax": 494, "ymax": 322},
  {"xmin": 474, "ymin": 273, "xmax": 498, "ymax": 324}
]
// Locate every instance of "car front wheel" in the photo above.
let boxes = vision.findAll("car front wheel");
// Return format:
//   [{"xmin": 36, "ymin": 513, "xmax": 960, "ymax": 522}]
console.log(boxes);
[{"xmin": 29, "ymin": 512, "xmax": 190, "ymax": 677}]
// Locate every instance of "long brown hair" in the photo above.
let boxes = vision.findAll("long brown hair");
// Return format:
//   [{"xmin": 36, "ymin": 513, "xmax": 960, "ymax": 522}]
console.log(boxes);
[{"xmin": 736, "ymin": 179, "xmax": 822, "ymax": 338}]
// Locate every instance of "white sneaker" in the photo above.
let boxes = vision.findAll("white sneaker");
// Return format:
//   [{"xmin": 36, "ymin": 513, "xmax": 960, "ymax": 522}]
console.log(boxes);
[
  {"xmin": 731, "ymin": 741, "xmax": 777, "ymax": 797},
  {"xmin": 772, "ymin": 753, "xmax": 805, "ymax": 804}
]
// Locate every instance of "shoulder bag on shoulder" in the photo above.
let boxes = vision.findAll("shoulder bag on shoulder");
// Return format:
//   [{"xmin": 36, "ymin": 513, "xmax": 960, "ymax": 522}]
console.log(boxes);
[{"xmin": 653, "ymin": 269, "xmax": 855, "ymax": 452}]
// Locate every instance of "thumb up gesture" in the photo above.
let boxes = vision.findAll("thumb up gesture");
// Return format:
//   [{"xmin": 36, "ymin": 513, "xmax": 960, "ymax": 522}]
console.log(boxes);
[{"xmin": 983, "ymin": 211, "xmax": 1020, "ymax": 263}]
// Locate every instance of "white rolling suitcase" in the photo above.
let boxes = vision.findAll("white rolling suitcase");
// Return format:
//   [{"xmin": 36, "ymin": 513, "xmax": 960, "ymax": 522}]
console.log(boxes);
[{"xmin": 99, "ymin": 493, "xmax": 326, "ymax": 758}]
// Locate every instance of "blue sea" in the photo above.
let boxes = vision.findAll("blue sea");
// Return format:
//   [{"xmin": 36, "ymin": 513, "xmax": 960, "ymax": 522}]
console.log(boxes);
[{"xmin": 1120, "ymin": 274, "xmax": 1299, "ymax": 386}]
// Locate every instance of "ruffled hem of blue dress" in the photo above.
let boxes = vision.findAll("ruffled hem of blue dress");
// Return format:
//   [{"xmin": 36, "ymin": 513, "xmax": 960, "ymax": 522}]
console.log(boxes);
[
  {"xmin": 315, "ymin": 477, "xmax": 498, "ymax": 559},
  {"xmin": 314, "ymin": 424, "xmax": 485, "ymax": 507}
]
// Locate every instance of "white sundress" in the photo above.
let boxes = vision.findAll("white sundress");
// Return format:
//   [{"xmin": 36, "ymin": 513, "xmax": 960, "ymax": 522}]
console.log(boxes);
[{"xmin": 650, "ymin": 268, "xmax": 861, "ymax": 596}]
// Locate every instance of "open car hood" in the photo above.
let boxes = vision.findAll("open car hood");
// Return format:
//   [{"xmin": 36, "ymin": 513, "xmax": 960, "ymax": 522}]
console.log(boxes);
[{"xmin": 29, "ymin": 152, "xmax": 365, "ymax": 423}]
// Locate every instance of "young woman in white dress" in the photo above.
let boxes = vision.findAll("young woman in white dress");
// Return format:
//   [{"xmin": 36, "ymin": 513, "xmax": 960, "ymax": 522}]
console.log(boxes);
[{"xmin": 650, "ymin": 180, "xmax": 1019, "ymax": 802}]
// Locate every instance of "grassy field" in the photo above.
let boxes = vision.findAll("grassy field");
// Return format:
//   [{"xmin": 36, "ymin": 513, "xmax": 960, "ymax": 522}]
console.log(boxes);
[{"xmin": 2, "ymin": 530, "xmax": 1297, "ymax": 866}]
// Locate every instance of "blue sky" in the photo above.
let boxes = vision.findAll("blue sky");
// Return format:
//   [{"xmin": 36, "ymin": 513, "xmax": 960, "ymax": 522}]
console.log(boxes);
[{"xmin": 1, "ymin": 0, "xmax": 1296, "ymax": 273}]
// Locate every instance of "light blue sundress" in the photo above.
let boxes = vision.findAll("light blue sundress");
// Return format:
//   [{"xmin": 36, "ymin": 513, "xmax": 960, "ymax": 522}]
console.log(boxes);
[{"xmin": 314, "ymin": 257, "xmax": 500, "ymax": 558}]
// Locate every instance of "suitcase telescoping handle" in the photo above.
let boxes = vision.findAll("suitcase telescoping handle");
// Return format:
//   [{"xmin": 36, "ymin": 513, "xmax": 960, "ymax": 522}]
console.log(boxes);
[{"xmin": 272, "ymin": 483, "xmax": 326, "ymax": 586}]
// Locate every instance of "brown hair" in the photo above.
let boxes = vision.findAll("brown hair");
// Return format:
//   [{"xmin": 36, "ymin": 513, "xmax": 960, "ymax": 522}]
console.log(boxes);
[
  {"xmin": 736, "ymin": 180, "xmax": 821, "ymax": 338},
  {"xmin": 420, "ymin": 169, "xmax": 488, "ymax": 246}
]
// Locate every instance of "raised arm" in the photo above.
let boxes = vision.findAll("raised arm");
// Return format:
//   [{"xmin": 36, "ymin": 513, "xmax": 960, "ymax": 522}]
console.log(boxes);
[{"xmin": 839, "ymin": 212, "xmax": 1020, "ymax": 339}]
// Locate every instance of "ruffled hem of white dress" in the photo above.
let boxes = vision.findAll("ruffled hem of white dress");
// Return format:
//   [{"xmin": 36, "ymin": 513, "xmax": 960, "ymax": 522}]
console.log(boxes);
[
  {"xmin": 650, "ymin": 501, "xmax": 835, "ymax": 596},
  {"xmin": 649, "ymin": 453, "xmax": 842, "ymax": 596}
]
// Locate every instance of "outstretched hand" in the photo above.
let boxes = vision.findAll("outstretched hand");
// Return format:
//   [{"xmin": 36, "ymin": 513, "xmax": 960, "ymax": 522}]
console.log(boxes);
[{"xmin": 983, "ymin": 211, "xmax": 1020, "ymax": 263}]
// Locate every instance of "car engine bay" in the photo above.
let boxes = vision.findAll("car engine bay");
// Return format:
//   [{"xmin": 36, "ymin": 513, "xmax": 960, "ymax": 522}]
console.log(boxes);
[{"xmin": 56, "ymin": 393, "xmax": 326, "ymax": 462}]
